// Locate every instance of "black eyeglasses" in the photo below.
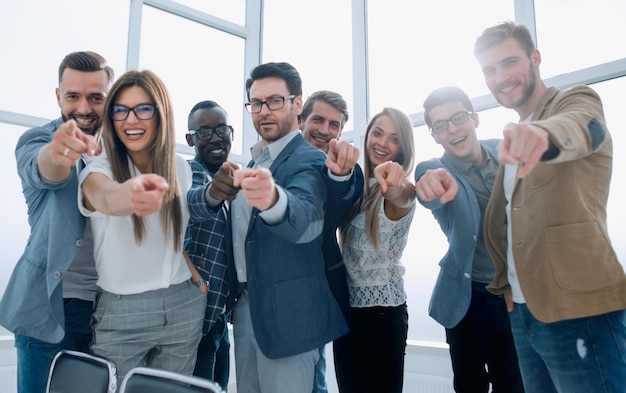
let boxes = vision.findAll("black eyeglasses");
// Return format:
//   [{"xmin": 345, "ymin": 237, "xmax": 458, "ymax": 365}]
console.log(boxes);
[
  {"xmin": 244, "ymin": 95, "xmax": 296, "ymax": 114},
  {"xmin": 430, "ymin": 111, "xmax": 474, "ymax": 134},
  {"xmin": 110, "ymin": 103, "xmax": 157, "ymax": 121},
  {"xmin": 189, "ymin": 125, "xmax": 233, "ymax": 140}
]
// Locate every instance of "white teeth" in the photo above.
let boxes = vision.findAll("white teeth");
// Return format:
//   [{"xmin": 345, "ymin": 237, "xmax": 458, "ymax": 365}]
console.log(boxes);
[
  {"xmin": 75, "ymin": 118, "xmax": 92, "ymax": 124},
  {"xmin": 210, "ymin": 148, "xmax": 224, "ymax": 154},
  {"xmin": 374, "ymin": 148, "xmax": 387, "ymax": 156},
  {"xmin": 451, "ymin": 136, "xmax": 466, "ymax": 144},
  {"xmin": 126, "ymin": 129, "xmax": 144, "ymax": 135}
]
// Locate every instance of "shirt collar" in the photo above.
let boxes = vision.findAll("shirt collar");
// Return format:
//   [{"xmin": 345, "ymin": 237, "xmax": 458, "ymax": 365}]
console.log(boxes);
[{"xmin": 250, "ymin": 129, "xmax": 299, "ymax": 162}]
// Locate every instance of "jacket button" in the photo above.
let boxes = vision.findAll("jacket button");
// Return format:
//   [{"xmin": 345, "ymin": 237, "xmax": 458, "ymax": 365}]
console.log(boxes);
[
  {"xmin": 76, "ymin": 239, "xmax": 83, "ymax": 247},
  {"xmin": 53, "ymin": 271, "xmax": 62, "ymax": 279},
  {"xmin": 464, "ymin": 273, "xmax": 471, "ymax": 279}
]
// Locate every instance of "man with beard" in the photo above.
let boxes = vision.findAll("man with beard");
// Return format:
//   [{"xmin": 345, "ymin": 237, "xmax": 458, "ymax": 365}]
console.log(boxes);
[
  {"xmin": 300, "ymin": 90, "xmax": 363, "ymax": 393},
  {"xmin": 189, "ymin": 62, "xmax": 347, "ymax": 393},
  {"xmin": 0, "ymin": 51, "xmax": 114, "ymax": 393},
  {"xmin": 474, "ymin": 21, "xmax": 626, "ymax": 391},
  {"xmin": 185, "ymin": 100, "xmax": 237, "ymax": 391}
]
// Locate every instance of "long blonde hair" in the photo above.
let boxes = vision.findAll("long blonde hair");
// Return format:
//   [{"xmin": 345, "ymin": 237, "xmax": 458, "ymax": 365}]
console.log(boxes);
[
  {"xmin": 101, "ymin": 70, "xmax": 183, "ymax": 250},
  {"xmin": 341, "ymin": 107, "xmax": 415, "ymax": 249}
]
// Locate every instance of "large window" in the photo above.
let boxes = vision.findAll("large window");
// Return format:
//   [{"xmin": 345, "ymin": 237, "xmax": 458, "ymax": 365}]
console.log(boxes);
[
  {"xmin": 367, "ymin": 0, "xmax": 514, "ymax": 117},
  {"xmin": 534, "ymin": 0, "xmax": 626, "ymax": 79},
  {"xmin": 139, "ymin": 4, "xmax": 247, "ymax": 155}
]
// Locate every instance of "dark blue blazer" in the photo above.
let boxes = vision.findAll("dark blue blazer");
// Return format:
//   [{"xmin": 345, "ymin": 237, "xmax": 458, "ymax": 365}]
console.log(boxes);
[
  {"xmin": 226, "ymin": 133, "xmax": 348, "ymax": 359},
  {"xmin": 414, "ymin": 139, "xmax": 499, "ymax": 328},
  {"xmin": 321, "ymin": 164, "xmax": 364, "ymax": 327}
]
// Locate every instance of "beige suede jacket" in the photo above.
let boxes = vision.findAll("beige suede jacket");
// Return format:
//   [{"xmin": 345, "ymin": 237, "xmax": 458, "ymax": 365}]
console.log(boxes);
[{"xmin": 484, "ymin": 85, "xmax": 626, "ymax": 323}]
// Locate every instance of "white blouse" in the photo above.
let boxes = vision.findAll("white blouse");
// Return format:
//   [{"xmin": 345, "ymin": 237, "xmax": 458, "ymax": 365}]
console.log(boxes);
[
  {"xmin": 78, "ymin": 154, "xmax": 192, "ymax": 295},
  {"xmin": 343, "ymin": 200, "xmax": 415, "ymax": 308}
]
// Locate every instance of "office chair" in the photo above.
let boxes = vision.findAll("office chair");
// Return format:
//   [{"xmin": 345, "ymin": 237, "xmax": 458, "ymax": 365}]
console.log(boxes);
[
  {"xmin": 46, "ymin": 350, "xmax": 117, "ymax": 393},
  {"xmin": 119, "ymin": 367, "xmax": 224, "ymax": 393}
]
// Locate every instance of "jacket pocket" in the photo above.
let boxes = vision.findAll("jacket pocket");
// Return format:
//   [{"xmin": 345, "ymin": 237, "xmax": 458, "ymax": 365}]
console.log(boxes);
[
  {"xmin": 545, "ymin": 221, "xmax": 622, "ymax": 293},
  {"xmin": 274, "ymin": 275, "xmax": 327, "ymax": 342}
]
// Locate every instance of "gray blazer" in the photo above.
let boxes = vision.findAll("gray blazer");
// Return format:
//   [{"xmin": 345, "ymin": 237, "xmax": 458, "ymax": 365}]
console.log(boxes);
[
  {"xmin": 415, "ymin": 139, "xmax": 499, "ymax": 328},
  {"xmin": 0, "ymin": 119, "xmax": 91, "ymax": 343}
]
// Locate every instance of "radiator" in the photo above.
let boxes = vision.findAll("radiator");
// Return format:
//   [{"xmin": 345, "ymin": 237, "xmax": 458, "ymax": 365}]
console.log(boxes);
[
  {"xmin": 404, "ymin": 373, "xmax": 453, "ymax": 393},
  {"xmin": 0, "ymin": 366, "xmax": 16, "ymax": 393}
]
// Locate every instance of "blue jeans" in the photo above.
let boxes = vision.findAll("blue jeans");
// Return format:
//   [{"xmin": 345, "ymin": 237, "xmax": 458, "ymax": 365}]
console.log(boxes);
[
  {"xmin": 510, "ymin": 303, "xmax": 626, "ymax": 393},
  {"xmin": 193, "ymin": 313, "xmax": 230, "ymax": 391},
  {"xmin": 15, "ymin": 298, "xmax": 93, "ymax": 393},
  {"xmin": 312, "ymin": 346, "xmax": 328, "ymax": 393}
]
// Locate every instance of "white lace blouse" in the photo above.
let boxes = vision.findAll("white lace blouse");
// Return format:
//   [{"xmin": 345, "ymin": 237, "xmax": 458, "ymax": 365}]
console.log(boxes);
[{"xmin": 342, "ymin": 200, "xmax": 415, "ymax": 308}]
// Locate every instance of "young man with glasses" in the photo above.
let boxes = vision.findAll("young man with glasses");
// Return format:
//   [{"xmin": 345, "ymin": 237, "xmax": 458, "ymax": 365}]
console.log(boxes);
[
  {"xmin": 190, "ymin": 62, "xmax": 348, "ymax": 393},
  {"xmin": 0, "ymin": 51, "xmax": 113, "ymax": 393},
  {"xmin": 474, "ymin": 21, "xmax": 626, "ymax": 392},
  {"xmin": 414, "ymin": 86, "xmax": 524, "ymax": 393},
  {"xmin": 184, "ymin": 100, "xmax": 237, "ymax": 391}
]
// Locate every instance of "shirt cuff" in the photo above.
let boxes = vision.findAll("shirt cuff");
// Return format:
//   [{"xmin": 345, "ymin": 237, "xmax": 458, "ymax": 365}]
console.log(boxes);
[
  {"xmin": 328, "ymin": 167, "xmax": 353, "ymax": 182},
  {"xmin": 258, "ymin": 186, "xmax": 287, "ymax": 224},
  {"xmin": 204, "ymin": 182, "xmax": 223, "ymax": 209}
]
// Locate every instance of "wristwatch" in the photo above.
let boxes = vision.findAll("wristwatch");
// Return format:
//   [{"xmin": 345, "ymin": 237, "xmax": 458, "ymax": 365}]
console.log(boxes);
[{"xmin": 193, "ymin": 279, "xmax": 209, "ymax": 288}]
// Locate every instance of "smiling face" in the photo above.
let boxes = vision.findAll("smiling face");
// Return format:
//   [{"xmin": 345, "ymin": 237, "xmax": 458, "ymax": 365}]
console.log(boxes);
[
  {"xmin": 112, "ymin": 85, "xmax": 157, "ymax": 165},
  {"xmin": 429, "ymin": 101, "xmax": 483, "ymax": 164},
  {"xmin": 301, "ymin": 100, "xmax": 344, "ymax": 153},
  {"xmin": 365, "ymin": 114, "xmax": 402, "ymax": 170},
  {"xmin": 477, "ymin": 37, "xmax": 542, "ymax": 119},
  {"xmin": 186, "ymin": 106, "xmax": 232, "ymax": 174},
  {"xmin": 248, "ymin": 77, "xmax": 302, "ymax": 145},
  {"xmin": 56, "ymin": 68, "xmax": 109, "ymax": 135}
]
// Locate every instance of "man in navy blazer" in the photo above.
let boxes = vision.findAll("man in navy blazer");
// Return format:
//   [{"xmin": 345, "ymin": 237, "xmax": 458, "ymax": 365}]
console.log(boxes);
[
  {"xmin": 190, "ymin": 62, "xmax": 347, "ymax": 393},
  {"xmin": 301, "ymin": 90, "xmax": 364, "ymax": 393},
  {"xmin": 414, "ymin": 86, "xmax": 523, "ymax": 392}
]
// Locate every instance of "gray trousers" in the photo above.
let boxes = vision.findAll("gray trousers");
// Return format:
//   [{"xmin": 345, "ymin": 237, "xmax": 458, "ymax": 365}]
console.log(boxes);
[
  {"xmin": 233, "ymin": 288, "xmax": 319, "ymax": 393},
  {"xmin": 91, "ymin": 280, "xmax": 206, "ymax": 384}
]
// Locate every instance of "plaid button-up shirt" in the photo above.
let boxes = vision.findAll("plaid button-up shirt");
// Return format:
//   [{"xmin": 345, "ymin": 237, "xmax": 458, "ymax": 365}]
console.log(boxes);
[{"xmin": 184, "ymin": 157, "xmax": 229, "ymax": 334}]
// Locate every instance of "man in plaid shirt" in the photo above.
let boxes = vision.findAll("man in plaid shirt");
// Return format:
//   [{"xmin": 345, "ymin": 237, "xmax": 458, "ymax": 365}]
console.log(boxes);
[{"xmin": 185, "ymin": 100, "xmax": 238, "ymax": 391}]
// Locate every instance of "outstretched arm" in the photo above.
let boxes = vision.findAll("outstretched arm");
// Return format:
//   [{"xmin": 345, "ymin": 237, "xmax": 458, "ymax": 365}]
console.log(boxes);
[{"xmin": 82, "ymin": 172, "xmax": 169, "ymax": 216}]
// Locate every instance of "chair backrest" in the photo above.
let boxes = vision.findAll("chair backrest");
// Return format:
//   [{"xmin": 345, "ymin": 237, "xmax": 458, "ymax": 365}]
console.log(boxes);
[
  {"xmin": 46, "ymin": 350, "xmax": 117, "ymax": 393},
  {"xmin": 119, "ymin": 367, "xmax": 224, "ymax": 393}
]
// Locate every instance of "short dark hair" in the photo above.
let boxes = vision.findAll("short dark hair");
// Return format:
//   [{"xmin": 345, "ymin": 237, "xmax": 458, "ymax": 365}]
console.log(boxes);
[
  {"xmin": 301, "ymin": 90, "xmax": 349, "ymax": 129},
  {"xmin": 188, "ymin": 100, "xmax": 222, "ymax": 121},
  {"xmin": 423, "ymin": 86, "xmax": 474, "ymax": 129},
  {"xmin": 58, "ymin": 51, "xmax": 114, "ymax": 84},
  {"xmin": 474, "ymin": 21, "xmax": 536, "ymax": 58},
  {"xmin": 245, "ymin": 62, "xmax": 302, "ymax": 99}
]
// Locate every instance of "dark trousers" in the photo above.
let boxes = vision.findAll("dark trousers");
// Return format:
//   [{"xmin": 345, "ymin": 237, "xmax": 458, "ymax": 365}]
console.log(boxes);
[
  {"xmin": 446, "ymin": 284, "xmax": 524, "ymax": 393},
  {"xmin": 334, "ymin": 304, "xmax": 408, "ymax": 393},
  {"xmin": 193, "ymin": 313, "xmax": 230, "ymax": 391}
]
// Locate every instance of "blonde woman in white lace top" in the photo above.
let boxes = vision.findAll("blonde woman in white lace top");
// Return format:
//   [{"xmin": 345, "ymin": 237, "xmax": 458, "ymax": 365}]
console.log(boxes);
[{"xmin": 334, "ymin": 107, "xmax": 416, "ymax": 393}]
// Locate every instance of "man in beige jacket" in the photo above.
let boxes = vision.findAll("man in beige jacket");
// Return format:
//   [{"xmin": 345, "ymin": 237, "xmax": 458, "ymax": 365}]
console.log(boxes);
[{"xmin": 474, "ymin": 21, "xmax": 626, "ymax": 392}]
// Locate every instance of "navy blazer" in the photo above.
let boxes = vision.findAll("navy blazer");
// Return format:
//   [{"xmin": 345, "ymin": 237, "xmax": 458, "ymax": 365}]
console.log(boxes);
[
  {"xmin": 414, "ymin": 139, "xmax": 499, "ymax": 329},
  {"xmin": 321, "ymin": 164, "xmax": 364, "ymax": 327},
  {"xmin": 226, "ymin": 133, "xmax": 348, "ymax": 359}
]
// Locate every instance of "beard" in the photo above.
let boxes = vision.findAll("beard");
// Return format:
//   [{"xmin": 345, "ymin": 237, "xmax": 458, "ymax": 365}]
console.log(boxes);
[
  {"xmin": 496, "ymin": 65, "xmax": 537, "ymax": 110},
  {"xmin": 61, "ymin": 112, "xmax": 101, "ymax": 135}
]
